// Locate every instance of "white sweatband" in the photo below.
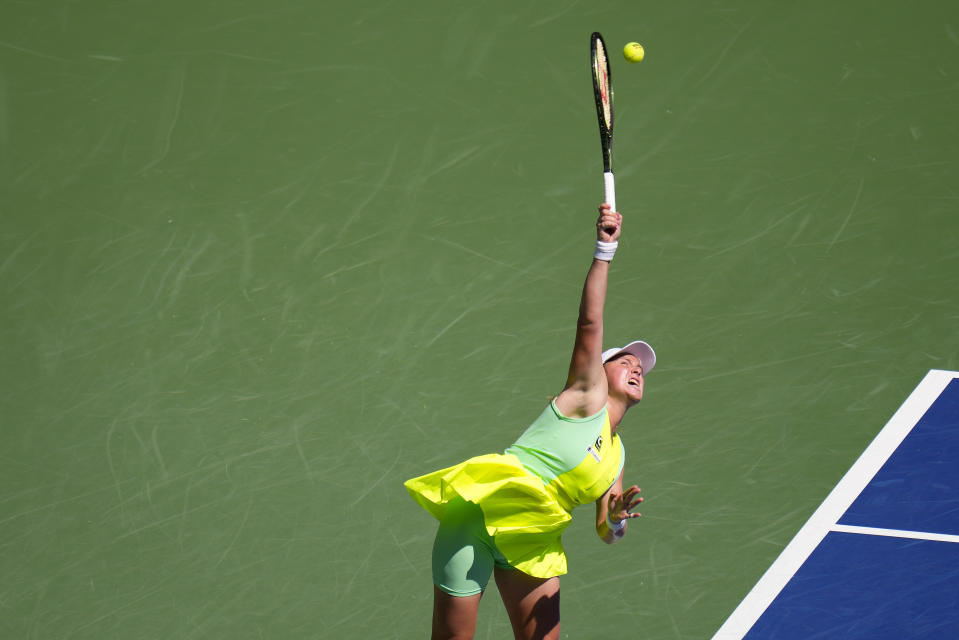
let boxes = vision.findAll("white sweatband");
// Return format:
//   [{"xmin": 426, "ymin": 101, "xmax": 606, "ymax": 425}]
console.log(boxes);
[
  {"xmin": 606, "ymin": 514, "xmax": 626, "ymax": 532},
  {"xmin": 594, "ymin": 240, "xmax": 618, "ymax": 262}
]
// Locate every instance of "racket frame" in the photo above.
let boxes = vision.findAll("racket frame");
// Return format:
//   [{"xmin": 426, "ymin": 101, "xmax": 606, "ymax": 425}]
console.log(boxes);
[{"xmin": 590, "ymin": 31, "xmax": 616, "ymax": 210}]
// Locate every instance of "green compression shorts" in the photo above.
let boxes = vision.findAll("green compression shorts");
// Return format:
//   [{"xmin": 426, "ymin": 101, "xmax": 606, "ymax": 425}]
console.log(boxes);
[{"xmin": 431, "ymin": 497, "xmax": 512, "ymax": 596}]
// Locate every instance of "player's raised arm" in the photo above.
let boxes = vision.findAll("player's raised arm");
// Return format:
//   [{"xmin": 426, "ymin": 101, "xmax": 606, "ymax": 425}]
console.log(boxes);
[{"xmin": 555, "ymin": 203, "xmax": 622, "ymax": 418}]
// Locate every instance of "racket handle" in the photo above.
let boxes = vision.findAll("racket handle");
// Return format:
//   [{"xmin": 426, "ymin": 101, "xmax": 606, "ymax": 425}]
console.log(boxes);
[{"xmin": 603, "ymin": 171, "xmax": 616, "ymax": 212}]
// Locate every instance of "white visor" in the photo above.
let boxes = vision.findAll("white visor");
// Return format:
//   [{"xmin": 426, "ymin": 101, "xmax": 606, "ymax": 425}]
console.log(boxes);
[{"xmin": 601, "ymin": 340, "xmax": 656, "ymax": 375}]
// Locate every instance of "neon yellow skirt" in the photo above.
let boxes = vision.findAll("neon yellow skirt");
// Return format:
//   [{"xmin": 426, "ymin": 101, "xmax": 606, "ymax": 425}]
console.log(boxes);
[{"xmin": 404, "ymin": 453, "xmax": 573, "ymax": 578}]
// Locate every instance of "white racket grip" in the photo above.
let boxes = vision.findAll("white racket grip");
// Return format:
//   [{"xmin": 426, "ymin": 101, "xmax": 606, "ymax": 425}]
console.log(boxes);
[{"xmin": 603, "ymin": 171, "xmax": 616, "ymax": 212}]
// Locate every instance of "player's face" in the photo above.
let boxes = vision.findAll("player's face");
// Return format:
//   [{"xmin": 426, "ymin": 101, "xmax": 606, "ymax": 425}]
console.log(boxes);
[{"xmin": 604, "ymin": 353, "xmax": 644, "ymax": 405}]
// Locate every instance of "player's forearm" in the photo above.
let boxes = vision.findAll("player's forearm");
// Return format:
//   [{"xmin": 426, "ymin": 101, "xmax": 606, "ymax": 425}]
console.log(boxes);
[{"xmin": 576, "ymin": 258, "xmax": 610, "ymax": 332}]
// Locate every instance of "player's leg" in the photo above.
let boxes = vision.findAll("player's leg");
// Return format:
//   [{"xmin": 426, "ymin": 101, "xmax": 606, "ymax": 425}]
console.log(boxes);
[
  {"xmin": 493, "ymin": 566, "xmax": 560, "ymax": 640},
  {"xmin": 430, "ymin": 498, "xmax": 496, "ymax": 639},
  {"xmin": 431, "ymin": 587, "xmax": 481, "ymax": 640}
]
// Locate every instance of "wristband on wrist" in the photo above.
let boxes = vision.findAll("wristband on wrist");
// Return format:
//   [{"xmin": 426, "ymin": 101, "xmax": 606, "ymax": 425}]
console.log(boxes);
[
  {"xmin": 606, "ymin": 513, "xmax": 626, "ymax": 532},
  {"xmin": 594, "ymin": 240, "xmax": 618, "ymax": 262}
]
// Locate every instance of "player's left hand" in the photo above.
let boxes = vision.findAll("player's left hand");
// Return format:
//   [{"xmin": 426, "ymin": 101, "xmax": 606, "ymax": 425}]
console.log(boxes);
[{"xmin": 607, "ymin": 484, "xmax": 643, "ymax": 524}]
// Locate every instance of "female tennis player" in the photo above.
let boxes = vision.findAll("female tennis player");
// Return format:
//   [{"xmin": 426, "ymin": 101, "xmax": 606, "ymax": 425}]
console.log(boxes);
[{"xmin": 405, "ymin": 203, "xmax": 655, "ymax": 640}]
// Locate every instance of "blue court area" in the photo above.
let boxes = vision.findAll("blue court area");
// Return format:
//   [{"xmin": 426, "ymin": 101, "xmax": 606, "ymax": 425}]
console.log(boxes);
[
  {"xmin": 714, "ymin": 371, "xmax": 959, "ymax": 640},
  {"xmin": 839, "ymin": 378, "xmax": 959, "ymax": 536},
  {"xmin": 747, "ymin": 533, "xmax": 959, "ymax": 639}
]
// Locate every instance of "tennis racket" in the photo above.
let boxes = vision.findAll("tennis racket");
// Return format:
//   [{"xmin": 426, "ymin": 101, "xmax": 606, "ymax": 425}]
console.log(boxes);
[{"xmin": 590, "ymin": 31, "xmax": 615, "ymax": 211}]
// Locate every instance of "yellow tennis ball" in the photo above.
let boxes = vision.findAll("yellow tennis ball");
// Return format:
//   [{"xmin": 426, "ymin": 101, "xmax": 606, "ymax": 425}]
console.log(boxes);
[{"xmin": 623, "ymin": 42, "xmax": 645, "ymax": 63}]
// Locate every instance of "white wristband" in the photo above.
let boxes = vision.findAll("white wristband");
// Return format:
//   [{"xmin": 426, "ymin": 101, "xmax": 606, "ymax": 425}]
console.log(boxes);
[
  {"xmin": 606, "ymin": 514, "xmax": 626, "ymax": 532},
  {"xmin": 594, "ymin": 240, "xmax": 618, "ymax": 262}
]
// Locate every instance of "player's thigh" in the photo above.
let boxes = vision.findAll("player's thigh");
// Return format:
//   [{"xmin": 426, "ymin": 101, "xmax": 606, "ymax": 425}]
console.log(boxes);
[
  {"xmin": 431, "ymin": 498, "xmax": 497, "ymax": 597},
  {"xmin": 432, "ymin": 586, "xmax": 482, "ymax": 640},
  {"xmin": 493, "ymin": 566, "xmax": 560, "ymax": 640}
]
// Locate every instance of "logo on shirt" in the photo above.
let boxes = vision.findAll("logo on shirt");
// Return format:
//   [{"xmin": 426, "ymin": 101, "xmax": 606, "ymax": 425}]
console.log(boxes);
[{"xmin": 586, "ymin": 436, "xmax": 604, "ymax": 463}]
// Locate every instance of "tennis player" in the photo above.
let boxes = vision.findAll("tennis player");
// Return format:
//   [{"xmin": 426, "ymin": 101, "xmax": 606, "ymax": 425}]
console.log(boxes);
[{"xmin": 405, "ymin": 203, "xmax": 655, "ymax": 640}]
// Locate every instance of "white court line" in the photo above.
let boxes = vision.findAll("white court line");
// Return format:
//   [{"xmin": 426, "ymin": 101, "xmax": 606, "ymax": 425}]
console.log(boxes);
[
  {"xmin": 830, "ymin": 524, "xmax": 959, "ymax": 544},
  {"xmin": 711, "ymin": 369, "xmax": 959, "ymax": 640}
]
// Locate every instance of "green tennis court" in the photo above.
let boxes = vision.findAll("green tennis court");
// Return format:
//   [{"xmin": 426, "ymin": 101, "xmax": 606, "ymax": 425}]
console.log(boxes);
[{"xmin": 3, "ymin": 2, "xmax": 958, "ymax": 638}]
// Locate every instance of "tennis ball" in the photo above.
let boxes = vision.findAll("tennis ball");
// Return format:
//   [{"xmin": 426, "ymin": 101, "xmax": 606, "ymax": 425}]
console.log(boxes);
[{"xmin": 623, "ymin": 42, "xmax": 645, "ymax": 63}]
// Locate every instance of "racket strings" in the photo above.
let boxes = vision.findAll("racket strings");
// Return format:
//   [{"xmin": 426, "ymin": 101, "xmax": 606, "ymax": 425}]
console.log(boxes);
[{"xmin": 594, "ymin": 43, "xmax": 612, "ymax": 129}]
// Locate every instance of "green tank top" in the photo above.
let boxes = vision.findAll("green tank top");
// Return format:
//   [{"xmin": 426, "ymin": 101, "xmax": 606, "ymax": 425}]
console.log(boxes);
[{"xmin": 504, "ymin": 400, "xmax": 625, "ymax": 512}]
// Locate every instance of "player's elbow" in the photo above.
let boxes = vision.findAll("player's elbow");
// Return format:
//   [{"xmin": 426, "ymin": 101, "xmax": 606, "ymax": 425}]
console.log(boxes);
[{"xmin": 576, "ymin": 316, "xmax": 602, "ymax": 334}]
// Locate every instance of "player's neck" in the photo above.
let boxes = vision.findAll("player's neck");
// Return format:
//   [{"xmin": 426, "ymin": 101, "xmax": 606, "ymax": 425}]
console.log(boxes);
[{"xmin": 607, "ymin": 397, "xmax": 628, "ymax": 432}]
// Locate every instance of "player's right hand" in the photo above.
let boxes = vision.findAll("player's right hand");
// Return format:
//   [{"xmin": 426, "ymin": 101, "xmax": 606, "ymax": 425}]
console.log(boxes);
[{"xmin": 597, "ymin": 203, "xmax": 622, "ymax": 243}]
